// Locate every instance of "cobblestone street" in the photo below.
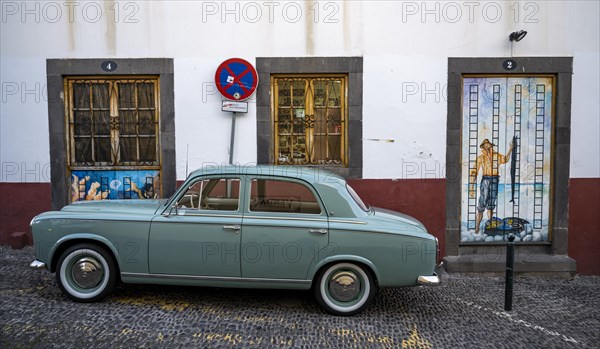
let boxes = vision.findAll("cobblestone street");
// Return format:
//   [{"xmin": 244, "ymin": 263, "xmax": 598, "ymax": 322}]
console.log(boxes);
[{"xmin": 1, "ymin": 246, "xmax": 598, "ymax": 348}]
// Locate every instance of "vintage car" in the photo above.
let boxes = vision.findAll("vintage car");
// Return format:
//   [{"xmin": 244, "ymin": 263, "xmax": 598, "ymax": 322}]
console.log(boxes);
[{"xmin": 30, "ymin": 165, "xmax": 440, "ymax": 315}]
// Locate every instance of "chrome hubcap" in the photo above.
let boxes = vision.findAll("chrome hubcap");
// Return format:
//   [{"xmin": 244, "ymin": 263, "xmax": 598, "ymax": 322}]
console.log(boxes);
[
  {"xmin": 328, "ymin": 270, "xmax": 360, "ymax": 302},
  {"xmin": 71, "ymin": 257, "xmax": 103, "ymax": 289}
]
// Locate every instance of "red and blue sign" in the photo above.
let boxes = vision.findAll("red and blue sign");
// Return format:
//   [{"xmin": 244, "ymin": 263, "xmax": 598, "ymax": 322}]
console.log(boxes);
[{"xmin": 215, "ymin": 58, "xmax": 258, "ymax": 101}]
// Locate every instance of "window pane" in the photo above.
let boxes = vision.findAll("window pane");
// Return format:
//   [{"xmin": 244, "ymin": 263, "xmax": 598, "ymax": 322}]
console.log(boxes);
[
  {"xmin": 94, "ymin": 137, "xmax": 111, "ymax": 163},
  {"xmin": 119, "ymin": 137, "xmax": 136, "ymax": 162},
  {"xmin": 73, "ymin": 111, "xmax": 91, "ymax": 136},
  {"xmin": 67, "ymin": 78, "xmax": 159, "ymax": 168},
  {"xmin": 94, "ymin": 110, "xmax": 110, "ymax": 135},
  {"xmin": 327, "ymin": 79, "xmax": 342, "ymax": 107},
  {"xmin": 118, "ymin": 83, "xmax": 136, "ymax": 109},
  {"xmin": 120, "ymin": 110, "xmax": 137, "ymax": 135},
  {"xmin": 138, "ymin": 83, "xmax": 155, "ymax": 108},
  {"xmin": 73, "ymin": 83, "xmax": 90, "ymax": 109},
  {"xmin": 177, "ymin": 179, "xmax": 240, "ymax": 211},
  {"xmin": 292, "ymin": 81, "xmax": 306, "ymax": 107},
  {"xmin": 139, "ymin": 137, "xmax": 156, "ymax": 162},
  {"xmin": 250, "ymin": 179, "xmax": 321, "ymax": 214},
  {"xmin": 347, "ymin": 184, "xmax": 369, "ymax": 212},
  {"xmin": 273, "ymin": 76, "xmax": 346, "ymax": 166},
  {"xmin": 92, "ymin": 83, "xmax": 110, "ymax": 110},
  {"xmin": 277, "ymin": 80, "xmax": 291, "ymax": 106},
  {"xmin": 327, "ymin": 135, "xmax": 342, "ymax": 162},
  {"xmin": 74, "ymin": 137, "xmax": 92, "ymax": 163},
  {"xmin": 313, "ymin": 80, "xmax": 327, "ymax": 107},
  {"xmin": 138, "ymin": 111, "xmax": 155, "ymax": 135}
]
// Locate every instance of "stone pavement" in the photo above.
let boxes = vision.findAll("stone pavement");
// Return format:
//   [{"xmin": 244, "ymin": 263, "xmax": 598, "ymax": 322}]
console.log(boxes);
[{"xmin": 1, "ymin": 246, "xmax": 598, "ymax": 348}]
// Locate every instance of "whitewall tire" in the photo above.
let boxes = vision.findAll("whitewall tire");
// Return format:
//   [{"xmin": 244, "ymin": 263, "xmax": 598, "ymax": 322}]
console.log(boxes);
[
  {"xmin": 56, "ymin": 243, "xmax": 117, "ymax": 302},
  {"xmin": 314, "ymin": 262, "xmax": 376, "ymax": 316}
]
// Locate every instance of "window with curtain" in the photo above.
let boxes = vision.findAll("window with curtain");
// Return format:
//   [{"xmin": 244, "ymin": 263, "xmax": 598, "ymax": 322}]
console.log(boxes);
[{"xmin": 66, "ymin": 77, "xmax": 159, "ymax": 168}]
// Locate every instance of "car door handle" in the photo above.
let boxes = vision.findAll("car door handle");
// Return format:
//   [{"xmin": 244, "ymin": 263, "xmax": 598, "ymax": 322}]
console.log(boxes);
[
  {"xmin": 223, "ymin": 225, "xmax": 241, "ymax": 233},
  {"xmin": 309, "ymin": 229, "xmax": 328, "ymax": 234}
]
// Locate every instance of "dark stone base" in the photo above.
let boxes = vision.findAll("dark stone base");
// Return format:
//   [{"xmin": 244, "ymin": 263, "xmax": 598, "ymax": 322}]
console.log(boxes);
[{"xmin": 444, "ymin": 245, "xmax": 577, "ymax": 279}]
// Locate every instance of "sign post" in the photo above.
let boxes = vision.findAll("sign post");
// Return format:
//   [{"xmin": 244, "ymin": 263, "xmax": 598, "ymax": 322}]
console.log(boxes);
[
  {"xmin": 229, "ymin": 113, "xmax": 237, "ymax": 165},
  {"xmin": 215, "ymin": 58, "xmax": 258, "ymax": 164}
]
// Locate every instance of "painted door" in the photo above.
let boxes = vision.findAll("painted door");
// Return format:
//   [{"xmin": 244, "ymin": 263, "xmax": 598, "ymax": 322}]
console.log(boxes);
[
  {"xmin": 460, "ymin": 77, "xmax": 553, "ymax": 243},
  {"xmin": 241, "ymin": 178, "xmax": 329, "ymax": 280},
  {"xmin": 148, "ymin": 178, "xmax": 242, "ymax": 277},
  {"xmin": 65, "ymin": 78, "xmax": 161, "ymax": 202}
]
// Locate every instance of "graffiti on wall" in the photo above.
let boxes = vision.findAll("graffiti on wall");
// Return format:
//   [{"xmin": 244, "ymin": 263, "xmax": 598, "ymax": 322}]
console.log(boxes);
[
  {"xmin": 70, "ymin": 170, "xmax": 160, "ymax": 202},
  {"xmin": 460, "ymin": 77, "xmax": 553, "ymax": 243}
]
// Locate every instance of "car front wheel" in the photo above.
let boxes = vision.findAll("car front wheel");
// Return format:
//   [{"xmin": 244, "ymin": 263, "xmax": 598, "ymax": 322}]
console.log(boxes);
[
  {"xmin": 314, "ymin": 262, "xmax": 376, "ymax": 316},
  {"xmin": 56, "ymin": 243, "xmax": 117, "ymax": 302}
]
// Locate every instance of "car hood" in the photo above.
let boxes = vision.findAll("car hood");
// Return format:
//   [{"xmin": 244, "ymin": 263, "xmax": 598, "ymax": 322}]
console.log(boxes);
[
  {"xmin": 61, "ymin": 199, "xmax": 168, "ymax": 215},
  {"xmin": 370, "ymin": 207, "xmax": 428, "ymax": 233}
]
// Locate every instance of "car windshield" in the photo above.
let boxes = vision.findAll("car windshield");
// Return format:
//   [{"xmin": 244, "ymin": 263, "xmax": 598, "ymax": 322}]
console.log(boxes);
[{"xmin": 346, "ymin": 184, "xmax": 371, "ymax": 212}]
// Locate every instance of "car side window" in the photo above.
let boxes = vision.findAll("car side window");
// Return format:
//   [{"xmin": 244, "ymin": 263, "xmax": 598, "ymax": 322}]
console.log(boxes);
[
  {"xmin": 249, "ymin": 179, "xmax": 321, "ymax": 214},
  {"xmin": 177, "ymin": 178, "xmax": 240, "ymax": 211}
]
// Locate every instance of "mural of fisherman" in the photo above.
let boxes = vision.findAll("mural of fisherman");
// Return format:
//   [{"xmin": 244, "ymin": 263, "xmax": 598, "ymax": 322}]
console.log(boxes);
[
  {"xmin": 469, "ymin": 138, "xmax": 514, "ymax": 234},
  {"xmin": 460, "ymin": 76, "xmax": 553, "ymax": 243}
]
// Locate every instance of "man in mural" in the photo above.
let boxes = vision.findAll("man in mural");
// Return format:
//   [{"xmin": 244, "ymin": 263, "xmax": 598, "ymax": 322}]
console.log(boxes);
[{"xmin": 469, "ymin": 139, "xmax": 514, "ymax": 234}]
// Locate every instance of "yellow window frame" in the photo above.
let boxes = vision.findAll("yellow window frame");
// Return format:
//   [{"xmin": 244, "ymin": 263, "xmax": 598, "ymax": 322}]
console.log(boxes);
[
  {"xmin": 64, "ymin": 76, "xmax": 160, "ymax": 170},
  {"xmin": 271, "ymin": 74, "xmax": 348, "ymax": 166}
]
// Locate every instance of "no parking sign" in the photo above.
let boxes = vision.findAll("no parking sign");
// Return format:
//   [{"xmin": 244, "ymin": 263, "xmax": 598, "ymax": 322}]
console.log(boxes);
[{"xmin": 215, "ymin": 58, "xmax": 258, "ymax": 101}]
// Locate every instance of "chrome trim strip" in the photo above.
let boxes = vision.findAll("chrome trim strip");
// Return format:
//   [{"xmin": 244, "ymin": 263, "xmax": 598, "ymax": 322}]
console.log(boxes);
[
  {"xmin": 417, "ymin": 273, "xmax": 441, "ymax": 286},
  {"xmin": 178, "ymin": 212, "xmax": 243, "ymax": 219},
  {"xmin": 243, "ymin": 215, "xmax": 328, "ymax": 223},
  {"xmin": 121, "ymin": 272, "xmax": 312, "ymax": 285},
  {"xmin": 30, "ymin": 260, "xmax": 46, "ymax": 269},
  {"xmin": 55, "ymin": 218, "xmax": 152, "ymax": 223},
  {"xmin": 328, "ymin": 219, "xmax": 368, "ymax": 225}
]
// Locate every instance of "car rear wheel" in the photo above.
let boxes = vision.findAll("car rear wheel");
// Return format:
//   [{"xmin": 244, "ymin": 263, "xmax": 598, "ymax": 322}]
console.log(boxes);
[
  {"xmin": 314, "ymin": 262, "xmax": 376, "ymax": 316},
  {"xmin": 56, "ymin": 243, "xmax": 117, "ymax": 302}
]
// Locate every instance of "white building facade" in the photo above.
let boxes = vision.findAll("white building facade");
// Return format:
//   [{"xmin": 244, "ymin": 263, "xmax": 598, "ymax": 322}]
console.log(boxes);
[{"xmin": 1, "ymin": 1, "xmax": 598, "ymax": 274}]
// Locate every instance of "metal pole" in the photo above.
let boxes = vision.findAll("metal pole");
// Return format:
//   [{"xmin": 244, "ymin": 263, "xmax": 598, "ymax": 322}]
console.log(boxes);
[
  {"xmin": 504, "ymin": 233, "xmax": 516, "ymax": 311},
  {"xmin": 229, "ymin": 112, "xmax": 236, "ymax": 165},
  {"xmin": 227, "ymin": 112, "xmax": 237, "ymax": 198}
]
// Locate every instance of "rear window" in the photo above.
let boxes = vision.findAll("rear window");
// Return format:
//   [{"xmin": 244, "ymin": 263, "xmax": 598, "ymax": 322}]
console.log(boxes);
[{"xmin": 346, "ymin": 184, "xmax": 370, "ymax": 212}]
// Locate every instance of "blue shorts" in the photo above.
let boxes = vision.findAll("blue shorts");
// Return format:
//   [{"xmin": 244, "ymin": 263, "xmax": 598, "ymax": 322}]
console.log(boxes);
[{"xmin": 477, "ymin": 176, "xmax": 499, "ymax": 212}]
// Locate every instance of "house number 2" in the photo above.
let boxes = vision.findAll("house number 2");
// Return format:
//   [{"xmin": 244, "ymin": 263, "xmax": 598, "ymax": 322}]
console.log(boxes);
[{"xmin": 503, "ymin": 59, "xmax": 517, "ymax": 71}]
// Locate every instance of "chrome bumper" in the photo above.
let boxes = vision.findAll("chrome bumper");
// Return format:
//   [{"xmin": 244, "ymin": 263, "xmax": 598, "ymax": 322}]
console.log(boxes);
[
  {"xmin": 30, "ymin": 259, "xmax": 46, "ymax": 269},
  {"xmin": 417, "ymin": 273, "xmax": 441, "ymax": 286}
]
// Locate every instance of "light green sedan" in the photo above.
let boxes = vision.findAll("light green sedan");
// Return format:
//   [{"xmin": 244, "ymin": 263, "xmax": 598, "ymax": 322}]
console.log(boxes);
[{"xmin": 30, "ymin": 166, "xmax": 440, "ymax": 315}]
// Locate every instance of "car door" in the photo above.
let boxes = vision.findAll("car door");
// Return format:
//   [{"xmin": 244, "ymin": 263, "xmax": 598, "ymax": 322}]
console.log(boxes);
[
  {"xmin": 241, "ymin": 177, "xmax": 329, "ymax": 280},
  {"xmin": 149, "ymin": 177, "xmax": 243, "ymax": 277}
]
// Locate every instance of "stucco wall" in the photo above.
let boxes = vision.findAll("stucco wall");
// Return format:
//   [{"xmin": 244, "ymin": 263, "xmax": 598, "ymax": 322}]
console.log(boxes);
[{"xmin": 1, "ymin": 1, "xmax": 598, "ymax": 181}]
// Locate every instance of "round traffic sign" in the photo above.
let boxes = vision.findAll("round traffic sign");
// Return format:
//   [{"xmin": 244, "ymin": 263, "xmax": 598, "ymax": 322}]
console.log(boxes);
[{"xmin": 215, "ymin": 58, "xmax": 258, "ymax": 101}]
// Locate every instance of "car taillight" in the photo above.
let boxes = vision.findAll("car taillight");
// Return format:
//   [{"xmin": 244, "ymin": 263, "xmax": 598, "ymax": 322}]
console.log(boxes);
[{"xmin": 435, "ymin": 237, "xmax": 442, "ymax": 265}]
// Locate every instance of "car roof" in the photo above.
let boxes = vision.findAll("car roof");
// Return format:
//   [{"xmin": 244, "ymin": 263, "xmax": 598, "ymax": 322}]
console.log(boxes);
[{"xmin": 188, "ymin": 165, "xmax": 346, "ymax": 185}]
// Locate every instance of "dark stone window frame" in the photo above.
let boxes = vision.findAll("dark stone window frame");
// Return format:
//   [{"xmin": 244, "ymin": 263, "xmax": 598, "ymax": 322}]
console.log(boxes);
[
  {"xmin": 445, "ymin": 57, "xmax": 573, "ymax": 256},
  {"xmin": 46, "ymin": 58, "xmax": 175, "ymax": 210},
  {"xmin": 255, "ymin": 57, "xmax": 363, "ymax": 179}
]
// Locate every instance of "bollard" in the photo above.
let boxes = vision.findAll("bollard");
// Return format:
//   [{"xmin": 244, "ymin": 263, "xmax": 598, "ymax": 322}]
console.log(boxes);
[{"xmin": 504, "ymin": 233, "xmax": 516, "ymax": 311}]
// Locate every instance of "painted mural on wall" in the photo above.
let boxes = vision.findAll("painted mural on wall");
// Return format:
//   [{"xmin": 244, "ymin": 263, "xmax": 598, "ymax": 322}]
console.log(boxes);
[
  {"xmin": 70, "ymin": 170, "xmax": 160, "ymax": 202},
  {"xmin": 460, "ymin": 77, "xmax": 553, "ymax": 243}
]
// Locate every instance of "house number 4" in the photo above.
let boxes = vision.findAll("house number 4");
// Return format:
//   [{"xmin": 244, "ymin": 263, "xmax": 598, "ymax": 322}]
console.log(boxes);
[{"xmin": 101, "ymin": 61, "xmax": 118, "ymax": 72}]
